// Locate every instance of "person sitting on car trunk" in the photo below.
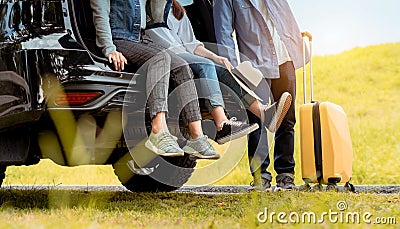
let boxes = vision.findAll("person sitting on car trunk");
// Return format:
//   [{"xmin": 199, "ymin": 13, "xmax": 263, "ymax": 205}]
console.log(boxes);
[
  {"xmin": 90, "ymin": 0, "xmax": 257, "ymax": 159},
  {"xmin": 146, "ymin": 0, "xmax": 264, "ymax": 145},
  {"xmin": 145, "ymin": 0, "xmax": 292, "ymax": 138}
]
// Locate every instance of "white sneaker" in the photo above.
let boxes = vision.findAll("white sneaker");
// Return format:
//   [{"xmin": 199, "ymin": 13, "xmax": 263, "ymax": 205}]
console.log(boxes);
[
  {"xmin": 145, "ymin": 130, "xmax": 184, "ymax": 157},
  {"xmin": 262, "ymin": 92, "xmax": 292, "ymax": 132}
]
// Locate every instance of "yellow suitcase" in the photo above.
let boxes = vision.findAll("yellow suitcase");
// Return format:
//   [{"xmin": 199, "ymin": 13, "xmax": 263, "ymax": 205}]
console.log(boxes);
[{"xmin": 299, "ymin": 33, "xmax": 354, "ymax": 191}]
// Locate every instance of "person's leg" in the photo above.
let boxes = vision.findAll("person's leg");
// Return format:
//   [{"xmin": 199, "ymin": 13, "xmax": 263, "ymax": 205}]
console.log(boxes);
[
  {"xmin": 209, "ymin": 67, "xmax": 271, "ymax": 187},
  {"xmin": 113, "ymin": 40, "xmax": 183, "ymax": 156},
  {"xmin": 177, "ymin": 54, "xmax": 259, "ymax": 144},
  {"xmin": 243, "ymin": 77, "xmax": 276, "ymax": 191},
  {"xmin": 166, "ymin": 51, "xmax": 220, "ymax": 159},
  {"xmin": 113, "ymin": 40, "xmax": 168, "ymax": 122},
  {"xmin": 271, "ymin": 61, "xmax": 297, "ymax": 190},
  {"xmin": 215, "ymin": 66, "xmax": 291, "ymax": 132},
  {"xmin": 177, "ymin": 53, "xmax": 226, "ymax": 127},
  {"xmin": 246, "ymin": 109, "xmax": 272, "ymax": 191},
  {"xmin": 214, "ymin": 65, "xmax": 293, "ymax": 189}
]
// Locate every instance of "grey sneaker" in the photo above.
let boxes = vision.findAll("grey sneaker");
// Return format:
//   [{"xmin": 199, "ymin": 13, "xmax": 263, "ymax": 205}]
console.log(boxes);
[
  {"xmin": 183, "ymin": 134, "xmax": 220, "ymax": 159},
  {"xmin": 145, "ymin": 130, "xmax": 184, "ymax": 157},
  {"xmin": 262, "ymin": 92, "xmax": 292, "ymax": 132},
  {"xmin": 250, "ymin": 173, "xmax": 273, "ymax": 192},
  {"xmin": 275, "ymin": 173, "xmax": 297, "ymax": 191}
]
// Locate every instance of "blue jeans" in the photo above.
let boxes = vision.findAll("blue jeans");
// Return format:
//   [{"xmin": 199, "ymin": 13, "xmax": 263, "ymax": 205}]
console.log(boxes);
[
  {"xmin": 248, "ymin": 61, "xmax": 296, "ymax": 178},
  {"xmin": 177, "ymin": 53, "xmax": 224, "ymax": 113}
]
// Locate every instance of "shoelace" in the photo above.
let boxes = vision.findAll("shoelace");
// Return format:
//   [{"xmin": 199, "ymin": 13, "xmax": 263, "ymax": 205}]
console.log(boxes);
[
  {"xmin": 156, "ymin": 131, "xmax": 178, "ymax": 147},
  {"xmin": 262, "ymin": 102, "xmax": 277, "ymax": 112},
  {"xmin": 197, "ymin": 135, "xmax": 213, "ymax": 149},
  {"xmin": 189, "ymin": 135, "xmax": 215, "ymax": 155},
  {"xmin": 221, "ymin": 117, "xmax": 243, "ymax": 127}
]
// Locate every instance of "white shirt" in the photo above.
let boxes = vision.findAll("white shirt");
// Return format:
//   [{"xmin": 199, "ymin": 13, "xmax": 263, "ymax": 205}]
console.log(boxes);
[
  {"xmin": 140, "ymin": 0, "xmax": 147, "ymax": 29},
  {"xmin": 255, "ymin": 0, "xmax": 291, "ymax": 65},
  {"xmin": 146, "ymin": 10, "xmax": 203, "ymax": 54}
]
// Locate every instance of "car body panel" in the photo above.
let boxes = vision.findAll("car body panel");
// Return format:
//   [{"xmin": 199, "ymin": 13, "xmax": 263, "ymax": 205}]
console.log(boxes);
[{"xmin": 0, "ymin": 0, "xmax": 147, "ymax": 165}]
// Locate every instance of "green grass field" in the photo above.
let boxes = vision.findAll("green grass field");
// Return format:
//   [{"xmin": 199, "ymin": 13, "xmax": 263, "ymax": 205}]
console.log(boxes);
[
  {"xmin": 1, "ymin": 43, "xmax": 399, "ymax": 228},
  {"xmin": 0, "ymin": 189, "xmax": 398, "ymax": 228},
  {"xmin": 3, "ymin": 42, "xmax": 400, "ymax": 186}
]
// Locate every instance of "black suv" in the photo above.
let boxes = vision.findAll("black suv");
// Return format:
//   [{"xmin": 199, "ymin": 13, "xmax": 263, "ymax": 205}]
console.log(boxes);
[{"xmin": 0, "ymin": 0, "xmax": 245, "ymax": 191}]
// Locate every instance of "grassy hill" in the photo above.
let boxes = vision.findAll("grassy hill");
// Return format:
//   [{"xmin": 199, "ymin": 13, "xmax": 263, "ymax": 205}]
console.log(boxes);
[
  {"xmin": 3, "ymin": 43, "xmax": 400, "ymax": 186},
  {"xmin": 213, "ymin": 42, "xmax": 400, "ymax": 185},
  {"xmin": 303, "ymin": 42, "xmax": 400, "ymax": 184}
]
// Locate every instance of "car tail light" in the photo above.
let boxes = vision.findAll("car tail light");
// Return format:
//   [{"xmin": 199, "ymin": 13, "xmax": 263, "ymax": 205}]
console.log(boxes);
[{"xmin": 55, "ymin": 91, "xmax": 102, "ymax": 106}]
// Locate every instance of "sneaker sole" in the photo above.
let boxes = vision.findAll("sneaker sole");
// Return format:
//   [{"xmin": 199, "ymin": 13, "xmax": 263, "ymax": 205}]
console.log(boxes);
[
  {"xmin": 216, "ymin": 123, "xmax": 259, "ymax": 144},
  {"xmin": 250, "ymin": 187, "xmax": 273, "ymax": 192},
  {"xmin": 145, "ymin": 139, "xmax": 184, "ymax": 157},
  {"xmin": 182, "ymin": 146, "xmax": 221, "ymax": 160},
  {"xmin": 267, "ymin": 92, "xmax": 292, "ymax": 132},
  {"xmin": 274, "ymin": 186, "xmax": 297, "ymax": 192}
]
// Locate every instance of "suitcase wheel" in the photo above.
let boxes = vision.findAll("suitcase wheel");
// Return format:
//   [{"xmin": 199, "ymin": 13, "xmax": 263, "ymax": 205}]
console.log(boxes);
[{"xmin": 344, "ymin": 182, "xmax": 356, "ymax": 192}]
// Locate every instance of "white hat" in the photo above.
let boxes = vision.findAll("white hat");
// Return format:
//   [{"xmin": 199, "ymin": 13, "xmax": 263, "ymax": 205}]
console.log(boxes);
[{"xmin": 177, "ymin": 0, "xmax": 194, "ymax": 6}]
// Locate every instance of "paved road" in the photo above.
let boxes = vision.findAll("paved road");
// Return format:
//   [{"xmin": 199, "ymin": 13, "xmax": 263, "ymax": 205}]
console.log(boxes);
[{"xmin": 2, "ymin": 185, "xmax": 400, "ymax": 194}]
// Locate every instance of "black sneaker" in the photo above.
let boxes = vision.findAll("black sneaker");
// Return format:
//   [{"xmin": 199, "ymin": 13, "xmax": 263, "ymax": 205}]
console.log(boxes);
[
  {"xmin": 275, "ymin": 173, "xmax": 297, "ymax": 191},
  {"xmin": 250, "ymin": 173, "xmax": 273, "ymax": 192},
  {"xmin": 215, "ymin": 117, "xmax": 259, "ymax": 144},
  {"xmin": 262, "ymin": 92, "xmax": 292, "ymax": 133}
]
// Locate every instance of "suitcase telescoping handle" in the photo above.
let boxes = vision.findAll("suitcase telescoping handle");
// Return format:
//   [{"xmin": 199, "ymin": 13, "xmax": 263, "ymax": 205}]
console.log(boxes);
[{"xmin": 302, "ymin": 31, "xmax": 313, "ymax": 104}]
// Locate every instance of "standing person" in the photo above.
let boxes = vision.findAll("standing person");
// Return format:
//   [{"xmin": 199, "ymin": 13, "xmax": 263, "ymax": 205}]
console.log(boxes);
[
  {"xmin": 183, "ymin": 0, "xmax": 217, "ymax": 53},
  {"xmin": 214, "ymin": 0, "xmax": 309, "ymax": 190},
  {"xmin": 90, "ymin": 0, "xmax": 220, "ymax": 159},
  {"xmin": 145, "ymin": 0, "xmax": 291, "ymax": 144}
]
